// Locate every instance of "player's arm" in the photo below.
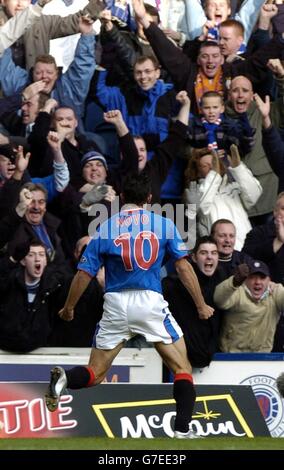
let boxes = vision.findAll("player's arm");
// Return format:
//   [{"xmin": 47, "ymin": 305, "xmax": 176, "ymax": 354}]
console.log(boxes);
[
  {"xmin": 58, "ymin": 269, "xmax": 93, "ymax": 321},
  {"xmin": 175, "ymin": 257, "xmax": 215, "ymax": 320}
]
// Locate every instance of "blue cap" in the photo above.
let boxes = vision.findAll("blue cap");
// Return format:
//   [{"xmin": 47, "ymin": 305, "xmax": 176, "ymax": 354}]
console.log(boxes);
[{"xmin": 81, "ymin": 151, "xmax": 108, "ymax": 170}]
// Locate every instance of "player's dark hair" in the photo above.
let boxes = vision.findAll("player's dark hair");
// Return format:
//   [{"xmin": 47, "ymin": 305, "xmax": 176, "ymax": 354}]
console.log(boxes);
[{"xmin": 122, "ymin": 171, "xmax": 152, "ymax": 205}]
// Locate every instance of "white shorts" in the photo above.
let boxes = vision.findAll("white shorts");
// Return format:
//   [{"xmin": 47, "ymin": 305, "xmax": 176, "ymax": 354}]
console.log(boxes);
[{"xmin": 93, "ymin": 290, "xmax": 183, "ymax": 350}]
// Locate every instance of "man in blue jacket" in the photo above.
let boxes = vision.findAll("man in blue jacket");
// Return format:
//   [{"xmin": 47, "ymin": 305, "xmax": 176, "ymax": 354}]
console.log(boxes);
[
  {"xmin": 0, "ymin": 15, "xmax": 96, "ymax": 128},
  {"xmin": 92, "ymin": 54, "xmax": 185, "ymax": 204}
]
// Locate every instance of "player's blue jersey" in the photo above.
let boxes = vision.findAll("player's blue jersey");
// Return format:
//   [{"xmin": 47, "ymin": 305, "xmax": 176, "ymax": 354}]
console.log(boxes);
[{"xmin": 78, "ymin": 207, "xmax": 188, "ymax": 293}]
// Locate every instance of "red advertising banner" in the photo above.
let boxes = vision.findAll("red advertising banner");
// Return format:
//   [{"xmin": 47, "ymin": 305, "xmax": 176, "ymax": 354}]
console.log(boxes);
[{"xmin": 0, "ymin": 383, "xmax": 269, "ymax": 438}]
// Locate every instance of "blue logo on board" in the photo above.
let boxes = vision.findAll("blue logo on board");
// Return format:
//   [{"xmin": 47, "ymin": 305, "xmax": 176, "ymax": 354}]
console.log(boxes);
[{"xmin": 240, "ymin": 375, "xmax": 284, "ymax": 437}]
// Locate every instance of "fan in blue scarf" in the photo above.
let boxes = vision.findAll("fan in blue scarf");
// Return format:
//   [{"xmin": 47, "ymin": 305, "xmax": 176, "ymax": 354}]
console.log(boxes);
[
  {"xmin": 201, "ymin": 117, "xmax": 234, "ymax": 181},
  {"xmin": 201, "ymin": 117, "xmax": 221, "ymax": 150}
]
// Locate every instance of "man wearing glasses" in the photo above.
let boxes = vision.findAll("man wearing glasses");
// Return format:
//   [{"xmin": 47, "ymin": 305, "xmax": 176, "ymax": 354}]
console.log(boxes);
[{"xmin": 91, "ymin": 54, "xmax": 184, "ymax": 206}]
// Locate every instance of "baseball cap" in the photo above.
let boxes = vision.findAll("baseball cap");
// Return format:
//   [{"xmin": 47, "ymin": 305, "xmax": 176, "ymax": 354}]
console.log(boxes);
[
  {"xmin": 249, "ymin": 260, "xmax": 270, "ymax": 277},
  {"xmin": 0, "ymin": 144, "xmax": 16, "ymax": 161},
  {"xmin": 81, "ymin": 151, "xmax": 108, "ymax": 170}
]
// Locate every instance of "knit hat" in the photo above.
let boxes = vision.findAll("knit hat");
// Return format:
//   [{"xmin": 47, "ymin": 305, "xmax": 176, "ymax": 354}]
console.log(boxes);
[{"xmin": 81, "ymin": 151, "xmax": 108, "ymax": 170}]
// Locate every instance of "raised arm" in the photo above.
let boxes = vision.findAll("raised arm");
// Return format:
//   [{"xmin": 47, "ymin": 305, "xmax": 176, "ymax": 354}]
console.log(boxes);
[
  {"xmin": 40, "ymin": 0, "xmax": 105, "ymax": 40},
  {"xmin": 223, "ymin": 144, "xmax": 262, "ymax": 210},
  {"xmin": 232, "ymin": 33, "xmax": 284, "ymax": 88},
  {"xmin": 132, "ymin": 0, "xmax": 192, "ymax": 90},
  {"xmin": 103, "ymin": 109, "xmax": 138, "ymax": 175},
  {"xmin": 58, "ymin": 270, "xmax": 92, "ymax": 321},
  {"xmin": 176, "ymin": 91, "xmax": 190, "ymax": 125},
  {"xmin": 0, "ymin": 47, "xmax": 28, "ymax": 96},
  {"xmin": 236, "ymin": 0, "xmax": 268, "ymax": 44},
  {"xmin": 103, "ymin": 109, "xmax": 129, "ymax": 137},
  {"xmin": 255, "ymin": 92, "xmax": 284, "ymax": 186},
  {"xmin": 181, "ymin": 0, "xmax": 206, "ymax": 41},
  {"xmin": 0, "ymin": 1, "xmax": 51, "ymax": 56},
  {"xmin": 60, "ymin": 15, "xmax": 96, "ymax": 117},
  {"xmin": 149, "ymin": 91, "xmax": 190, "ymax": 183},
  {"xmin": 47, "ymin": 131, "xmax": 70, "ymax": 193},
  {"xmin": 100, "ymin": 9, "xmax": 137, "ymax": 79}
]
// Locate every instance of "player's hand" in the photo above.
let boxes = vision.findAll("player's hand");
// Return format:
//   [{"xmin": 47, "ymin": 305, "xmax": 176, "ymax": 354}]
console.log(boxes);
[
  {"xmin": 197, "ymin": 304, "xmax": 214, "ymax": 320},
  {"xmin": 58, "ymin": 306, "xmax": 74, "ymax": 322}
]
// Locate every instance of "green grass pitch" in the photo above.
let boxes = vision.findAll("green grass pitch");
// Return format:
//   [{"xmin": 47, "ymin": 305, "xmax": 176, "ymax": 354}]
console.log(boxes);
[{"xmin": 0, "ymin": 437, "xmax": 284, "ymax": 450}]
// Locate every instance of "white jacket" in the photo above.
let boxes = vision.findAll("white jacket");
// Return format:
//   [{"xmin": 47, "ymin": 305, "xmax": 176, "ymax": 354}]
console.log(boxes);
[{"xmin": 184, "ymin": 163, "xmax": 262, "ymax": 250}]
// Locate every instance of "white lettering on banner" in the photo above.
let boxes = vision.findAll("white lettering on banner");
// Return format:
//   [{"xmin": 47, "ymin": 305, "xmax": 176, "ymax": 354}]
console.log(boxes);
[
  {"xmin": 120, "ymin": 412, "xmax": 177, "ymax": 438},
  {"xmin": 120, "ymin": 412, "xmax": 245, "ymax": 438},
  {"xmin": 29, "ymin": 398, "xmax": 46, "ymax": 432},
  {"xmin": 0, "ymin": 399, "xmax": 27, "ymax": 434},
  {"xmin": 190, "ymin": 419, "xmax": 245, "ymax": 437},
  {"xmin": 0, "ymin": 395, "xmax": 77, "ymax": 434},
  {"xmin": 121, "ymin": 414, "xmax": 153, "ymax": 438}
]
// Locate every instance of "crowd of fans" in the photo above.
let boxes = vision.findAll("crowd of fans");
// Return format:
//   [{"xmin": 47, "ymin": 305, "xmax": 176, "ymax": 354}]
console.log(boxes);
[{"xmin": 1, "ymin": 0, "xmax": 284, "ymax": 366}]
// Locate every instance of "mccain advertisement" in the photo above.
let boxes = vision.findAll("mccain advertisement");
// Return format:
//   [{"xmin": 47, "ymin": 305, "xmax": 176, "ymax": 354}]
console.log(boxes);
[{"xmin": 0, "ymin": 383, "xmax": 269, "ymax": 438}]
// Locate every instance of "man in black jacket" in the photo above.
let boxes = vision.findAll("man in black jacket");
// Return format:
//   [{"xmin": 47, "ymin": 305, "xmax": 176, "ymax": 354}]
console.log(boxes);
[
  {"xmin": 163, "ymin": 236, "xmax": 222, "ymax": 368},
  {"xmin": 0, "ymin": 240, "xmax": 71, "ymax": 352}
]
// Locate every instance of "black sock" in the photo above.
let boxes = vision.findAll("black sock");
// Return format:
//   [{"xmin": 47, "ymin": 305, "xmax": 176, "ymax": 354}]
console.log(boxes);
[
  {"xmin": 173, "ymin": 379, "xmax": 196, "ymax": 432},
  {"xmin": 65, "ymin": 366, "xmax": 92, "ymax": 389}
]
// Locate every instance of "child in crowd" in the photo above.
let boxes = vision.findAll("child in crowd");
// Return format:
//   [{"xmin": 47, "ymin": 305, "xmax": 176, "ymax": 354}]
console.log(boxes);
[
  {"xmin": 182, "ymin": 0, "xmax": 266, "ymax": 46},
  {"xmin": 188, "ymin": 91, "xmax": 255, "ymax": 156}
]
